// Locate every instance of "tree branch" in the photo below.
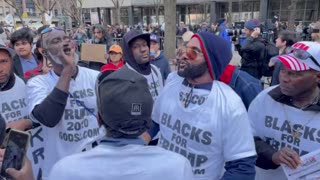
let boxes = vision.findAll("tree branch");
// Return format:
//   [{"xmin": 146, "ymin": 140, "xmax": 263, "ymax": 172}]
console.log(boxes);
[
  {"xmin": 120, "ymin": 0, "xmax": 124, "ymax": 6},
  {"xmin": 4, "ymin": 0, "xmax": 16, "ymax": 9},
  {"xmin": 111, "ymin": 0, "xmax": 116, "ymax": 7},
  {"xmin": 32, "ymin": 0, "xmax": 45, "ymax": 13},
  {"xmin": 49, "ymin": 1, "xmax": 57, "ymax": 12},
  {"xmin": 4, "ymin": 0, "xmax": 25, "ymax": 26}
]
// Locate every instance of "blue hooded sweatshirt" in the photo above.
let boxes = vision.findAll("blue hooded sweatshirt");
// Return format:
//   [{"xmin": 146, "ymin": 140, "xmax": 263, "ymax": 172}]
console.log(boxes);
[{"xmin": 218, "ymin": 22, "xmax": 232, "ymax": 50}]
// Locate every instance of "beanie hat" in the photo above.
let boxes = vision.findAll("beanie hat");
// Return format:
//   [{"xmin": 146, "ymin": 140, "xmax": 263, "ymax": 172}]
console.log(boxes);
[
  {"xmin": 244, "ymin": 19, "xmax": 261, "ymax": 30},
  {"xmin": 191, "ymin": 32, "xmax": 232, "ymax": 80},
  {"xmin": 96, "ymin": 66, "xmax": 153, "ymax": 138}
]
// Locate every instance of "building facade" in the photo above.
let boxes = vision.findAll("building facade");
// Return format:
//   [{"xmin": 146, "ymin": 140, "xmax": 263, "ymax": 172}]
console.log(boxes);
[{"xmin": 81, "ymin": 0, "xmax": 320, "ymax": 27}]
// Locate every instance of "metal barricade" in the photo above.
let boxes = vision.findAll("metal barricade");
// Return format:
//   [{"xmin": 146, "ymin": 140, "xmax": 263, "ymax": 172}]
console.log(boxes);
[{"xmin": 112, "ymin": 38, "xmax": 123, "ymax": 45}]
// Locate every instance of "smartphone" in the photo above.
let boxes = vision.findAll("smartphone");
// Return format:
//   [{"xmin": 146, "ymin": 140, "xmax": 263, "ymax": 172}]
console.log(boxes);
[
  {"xmin": 254, "ymin": 27, "xmax": 261, "ymax": 34},
  {"xmin": 0, "ymin": 129, "xmax": 30, "ymax": 178}
]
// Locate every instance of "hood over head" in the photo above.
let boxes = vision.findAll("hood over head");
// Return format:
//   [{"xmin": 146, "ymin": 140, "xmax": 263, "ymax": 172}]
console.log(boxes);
[
  {"xmin": 122, "ymin": 29, "xmax": 151, "ymax": 75},
  {"xmin": 191, "ymin": 32, "xmax": 232, "ymax": 80}
]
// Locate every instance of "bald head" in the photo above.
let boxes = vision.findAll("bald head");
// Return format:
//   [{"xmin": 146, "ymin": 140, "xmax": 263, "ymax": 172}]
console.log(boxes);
[{"xmin": 41, "ymin": 28, "xmax": 67, "ymax": 50}]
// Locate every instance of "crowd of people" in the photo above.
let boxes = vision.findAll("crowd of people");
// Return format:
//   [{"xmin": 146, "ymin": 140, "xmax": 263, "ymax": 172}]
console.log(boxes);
[{"xmin": 0, "ymin": 17, "xmax": 319, "ymax": 180}]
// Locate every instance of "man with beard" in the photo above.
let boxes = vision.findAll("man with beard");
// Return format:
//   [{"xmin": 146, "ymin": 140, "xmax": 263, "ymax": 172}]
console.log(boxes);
[
  {"xmin": 26, "ymin": 27, "xmax": 102, "ymax": 178},
  {"xmin": 249, "ymin": 41, "xmax": 320, "ymax": 180},
  {"xmin": 152, "ymin": 32, "xmax": 256, "ymax": 180}
]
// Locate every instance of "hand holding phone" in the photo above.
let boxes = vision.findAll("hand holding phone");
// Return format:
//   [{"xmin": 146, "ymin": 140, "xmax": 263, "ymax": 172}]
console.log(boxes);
[
  {"xmin": 254, "ymin": 27, "xmax": 261, "ymax": 34},
  {"xmin": 251, "ymin": 27, "xmax": 260, "ymax": 38},
  {"xmin": 0, "ymin": 129, "xmax": 30, "ymax": 179}
]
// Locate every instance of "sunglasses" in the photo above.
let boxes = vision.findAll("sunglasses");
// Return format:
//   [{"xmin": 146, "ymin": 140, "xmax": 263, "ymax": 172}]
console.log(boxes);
[
  {"xmin": 41, "ymin": 27, "xmax": 64, "ymax": 35},
  {"xmin": 177, "ymin": 47, "xmax": 203, "ymax": 60},
  {"xmin": 292, "ymin": 48, "xmax": 320, "ymax": 68}
]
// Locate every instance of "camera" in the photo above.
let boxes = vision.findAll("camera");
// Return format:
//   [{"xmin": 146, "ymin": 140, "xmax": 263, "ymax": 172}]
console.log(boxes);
[
  {"xmin": 301, "ymin": 27, "xmax": 319, "ymax": 41},
  {"xmin": 227, "ymin": 22, "xmax": 246, "ymax": 42}
]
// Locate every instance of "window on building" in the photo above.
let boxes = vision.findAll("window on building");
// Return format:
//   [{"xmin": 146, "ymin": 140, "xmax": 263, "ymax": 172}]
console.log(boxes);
[
  {"xmin": 83, "ymin": 9, "xmax": 91, "ymax": 21},
  {"xmin": 231, "ymin": 1, "xmax": 260, "ymax": 22},
  {"xmin": 0, "ymin": 7, "xmax": 3, "ymax": 16},
  {"xmin": 268, "ymin": 0, "xmax": 318, "ymax": 24},
  {"xmin": 5, "ymin": 7, "xmax": 10, "ymax": 15},
  {"xmin": 54, "ymin": 9, "xmax": 58, "ymax": 16},
  {"xmin": 25, "ymin": 0, "xmax": 36, "ymax": 16},
  {"xmin": 120, "ymin": 7, "xmax": 129, "ymax": 25}
]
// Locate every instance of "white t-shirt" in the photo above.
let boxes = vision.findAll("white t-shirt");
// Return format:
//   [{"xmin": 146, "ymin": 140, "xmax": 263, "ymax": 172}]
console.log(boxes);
[
  {"xmin": 248, "ymin": 86, "xmax": 320, "ymax": 180},
  {"xmin": 48, "ymin": 143, "xmax": 194, "ymax": 180},
  {"xmin": 126, "ymin": 64, "xmax": 163, "ymax": 101},
  {"xmin": 27, "ymin": 66, "xmax": 103, "ymax": 178},
  {"xmin": 0, "ymin": 75, "xmax": 45, "ymax": 179},
  {"xmin": 152, "ymin": 75, "xmax": 256, "ymax": 180},
  {"xmin": 0, "ymin": 75, "xmax": 28, "ymax": 122}
]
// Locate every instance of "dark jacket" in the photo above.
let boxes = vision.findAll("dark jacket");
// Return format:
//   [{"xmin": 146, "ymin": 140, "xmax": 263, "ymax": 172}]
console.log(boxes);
[
  {"xmin": 150, "ymin": 51, "xmax": 171, "ymax": 80},
  {"xmin": 219, "ymin": 65, "xmax": 262, "ymax": 109},
  {"xmin": 13, "ymin": 54, "xmax": 38, "ymax": 82},
  {"xmin": 122, "ymin": 29, "xmax": 151, "ymax": 75},
  {"xmin": 238, "ymin": 37, "xmax": 265, "ymax": 79},
  {"xmin": 229, "ymin": 67, "xmax": 263, "ymax": 109},
  {"xmin": 270, "ymin": 61, "xmax": 282, "ymax": 86}
]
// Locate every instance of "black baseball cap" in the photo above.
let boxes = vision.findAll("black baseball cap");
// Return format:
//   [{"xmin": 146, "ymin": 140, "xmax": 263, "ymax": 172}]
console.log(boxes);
[{"xmin": 96, "ymin": 66, "xmax": 153, "ymax": 138}]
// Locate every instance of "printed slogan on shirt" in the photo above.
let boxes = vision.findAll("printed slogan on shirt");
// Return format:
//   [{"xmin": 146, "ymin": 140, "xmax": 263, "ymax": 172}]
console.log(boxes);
[
  {"xmin": 27, "ymin": 126, "xmax": 45, "ymax": 180},
  {"xmin": 1, "ymin": 98, "xmax": 28, "ymax": 121},
  {"xmin": 58, "ymin": 89, "xmax": 100, "ymax": 142},
  {"xmin": 158, "ymin": 113, "xmax": 212, "ymax": 175},
  {"xmin": 263, "ymin": 115, "xmax": 320, "ymax": 156}
]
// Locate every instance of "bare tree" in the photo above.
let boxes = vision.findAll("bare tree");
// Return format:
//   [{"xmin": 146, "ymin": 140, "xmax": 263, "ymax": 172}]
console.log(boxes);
[
  {"xmin": 164, "ymin": 0, "xmax": 176, "ymax": 60},
  {"xmin": 4, "ymin": 0, "xmax": 25, "ymax": 26},
  {"xmin": 287, "ymin": 0, "xmax": 297, "ymax": 31},
  {"xmin": 111, "ymin": 0, "xmax": 124, "ymax": 25},
  {"xmin": 32, "ymin": 0, "xmax": 57, "ymax": 25},
  {"xmin": 57, "ymin": 0, "xmax": 84, "ymax": 26},
  {"xmin": 153, "ymin": 0, "xmax": 163, "ymax": 25}
]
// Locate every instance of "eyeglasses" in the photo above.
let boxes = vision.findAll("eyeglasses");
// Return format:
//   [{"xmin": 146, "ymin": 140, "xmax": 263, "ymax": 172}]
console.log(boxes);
[
  {"xmin": 292, "ymin": 48, "xmax": 320, "ymax": 68},
  {"xmin": 177, "ymin": 47, "xmax": 203, "ymax": 60},
  {"xmin": 40, "ymin": 27, "xmax": 64, "ymax": 35}
]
